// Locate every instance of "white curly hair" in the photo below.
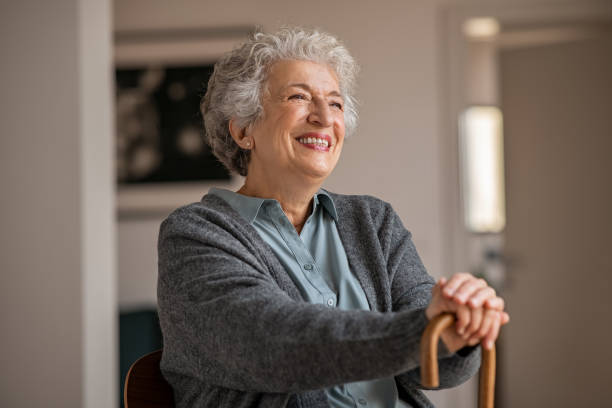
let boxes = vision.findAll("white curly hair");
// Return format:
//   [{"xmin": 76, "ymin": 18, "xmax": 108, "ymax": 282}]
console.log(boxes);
[{"xmin": 201, "ymin": 27, "xmax": 359, "ymax": 176}]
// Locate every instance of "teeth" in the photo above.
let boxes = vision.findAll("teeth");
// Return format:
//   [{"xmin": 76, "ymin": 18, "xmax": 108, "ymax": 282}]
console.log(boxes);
[{"xmin": 297, "ymin": 137, "xmax": 329, "ymax": 147}]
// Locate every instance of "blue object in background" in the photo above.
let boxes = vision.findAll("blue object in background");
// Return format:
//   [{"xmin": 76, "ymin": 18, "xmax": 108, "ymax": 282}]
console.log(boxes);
[{"xmin": 119, "ymin": 309, "xmax": 163, "ymax": 407}]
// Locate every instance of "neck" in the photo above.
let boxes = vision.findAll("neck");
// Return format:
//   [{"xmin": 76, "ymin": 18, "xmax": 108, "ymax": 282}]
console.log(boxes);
[{"xmin": 237, "ymin": 169, "xmax": 323, "ymax": 233}]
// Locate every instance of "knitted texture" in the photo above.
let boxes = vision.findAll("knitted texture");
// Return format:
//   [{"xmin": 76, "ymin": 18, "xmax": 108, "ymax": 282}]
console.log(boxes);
[{"xmin": 157, "ymin": 192, "xmax": 480, "ymax": 407}]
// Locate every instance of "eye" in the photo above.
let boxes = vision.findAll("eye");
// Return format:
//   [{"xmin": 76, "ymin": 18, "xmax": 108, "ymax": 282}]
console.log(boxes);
[
  {"xmin": 330, "ymin": 101, "xmax": 343, "ymax": 110},
  {"xmin": 288, "ymin": 93, "xmax": 308, "ymax": 101}
]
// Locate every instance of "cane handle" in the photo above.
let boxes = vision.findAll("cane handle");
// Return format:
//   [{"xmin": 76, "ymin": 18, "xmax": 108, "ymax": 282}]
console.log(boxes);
[{"xmin": 420, "ymin": 313, "xmax": 496, "ymax": 408}]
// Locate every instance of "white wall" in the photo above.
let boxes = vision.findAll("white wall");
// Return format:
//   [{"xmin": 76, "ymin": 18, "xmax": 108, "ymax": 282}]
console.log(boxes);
[
  {"xmin": 0, "ymin": 1, "xmax": 116, "ymax": 407},
  {"xmin": 79, "ymin": 0, "xmax": 117, "ymax": 405}
]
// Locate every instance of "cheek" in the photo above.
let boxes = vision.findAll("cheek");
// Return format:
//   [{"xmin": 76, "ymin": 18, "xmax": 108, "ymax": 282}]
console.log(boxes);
[
  {"xmin": 338, "ymin": 120, "xmax": 346, "ymax": 133},
  {"xmin": 334, "ymin": 118, "xmax": 346, "ymax": 140},
  {"xmin": 277, "ymin": 107, "xmax": 307, "ymax": 132}
]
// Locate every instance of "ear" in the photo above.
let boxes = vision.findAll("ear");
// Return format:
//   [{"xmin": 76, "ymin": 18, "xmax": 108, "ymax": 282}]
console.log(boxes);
[{"xmin": 229, "ymin": 119, "xmax": 251, "ymax": 149}]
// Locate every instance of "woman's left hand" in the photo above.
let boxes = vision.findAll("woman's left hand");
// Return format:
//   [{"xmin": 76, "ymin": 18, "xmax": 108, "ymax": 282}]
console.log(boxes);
[{"xmin": 425, "ymin": 273, "xmax": 510, "ymax": 353}]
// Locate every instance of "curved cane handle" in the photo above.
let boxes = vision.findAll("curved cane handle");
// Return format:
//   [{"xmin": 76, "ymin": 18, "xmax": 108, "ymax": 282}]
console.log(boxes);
[{"xmin": 420, "ymin": 313, "xmax": 496, "ymax": 408}]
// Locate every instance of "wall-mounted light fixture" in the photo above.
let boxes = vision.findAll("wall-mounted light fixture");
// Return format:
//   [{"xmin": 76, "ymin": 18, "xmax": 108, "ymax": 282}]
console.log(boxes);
[
  {"xmin": 459, "ymin": 106, "xmax": 506, "ymax": 233},
  {"xmin": 462, "ymin": 17, "xmax": 501, "ymax": 40}
]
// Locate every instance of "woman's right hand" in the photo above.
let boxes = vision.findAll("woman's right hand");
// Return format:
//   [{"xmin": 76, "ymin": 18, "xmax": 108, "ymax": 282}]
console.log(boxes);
[{"xmin": 425, "ymin": 273, "xmax": 510, "ymax": 353}]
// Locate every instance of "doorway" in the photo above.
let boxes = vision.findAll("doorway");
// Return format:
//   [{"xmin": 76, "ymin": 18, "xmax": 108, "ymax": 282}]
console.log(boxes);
[
  {"xmin": 442, "ymin": 3, "xmax": 612, "ymax": 407},
  {"xmin": 499, "ymin": 22, "xmax": 612, "ymax": 407}
]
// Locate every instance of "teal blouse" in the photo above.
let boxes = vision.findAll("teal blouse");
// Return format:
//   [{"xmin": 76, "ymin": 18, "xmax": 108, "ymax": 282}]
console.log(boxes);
[{"xmin": 210, "ymin": 188, "xmax": 409, "ymax": 408}]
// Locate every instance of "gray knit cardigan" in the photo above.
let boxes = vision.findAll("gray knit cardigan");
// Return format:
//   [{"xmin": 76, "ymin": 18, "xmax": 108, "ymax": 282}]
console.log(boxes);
[{"xmin": 157, "ymin": 192, "xmax": 480, "ymax": 407}]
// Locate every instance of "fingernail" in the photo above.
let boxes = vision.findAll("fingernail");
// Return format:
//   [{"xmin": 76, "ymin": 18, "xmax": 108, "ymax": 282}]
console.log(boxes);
[{"xmin": 486, "ymin": 341, "xmax": 493, "ymax": 349}]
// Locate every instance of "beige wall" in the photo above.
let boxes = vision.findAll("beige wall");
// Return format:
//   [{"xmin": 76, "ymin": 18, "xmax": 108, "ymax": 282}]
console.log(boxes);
[
  {"xmin": 0, "ymin": 0, "xmax": 116, "ymax": 406},
  {"xmin": 115, "ymin": 0, "xmax": 447, "ymax": 305},
  {"xmin": 2, "ymin": 0, "xmax": 607, "ymax": 406},
  {"xmin": 114, "ymin": 1, "xmax": 465, "ymax": 406},
  {"xmin": 500, "ymin": 30, "xmax": 612, "ymax": 407},
  {"xmin": 115, "ymin": 3, "xmax": 612, "ymax": 408}
]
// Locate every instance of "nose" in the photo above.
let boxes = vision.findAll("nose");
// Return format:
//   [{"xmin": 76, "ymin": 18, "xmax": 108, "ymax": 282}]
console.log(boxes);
[{"xmin": 307, "ymin": 98, "xmax": 333, "ymax": 127}]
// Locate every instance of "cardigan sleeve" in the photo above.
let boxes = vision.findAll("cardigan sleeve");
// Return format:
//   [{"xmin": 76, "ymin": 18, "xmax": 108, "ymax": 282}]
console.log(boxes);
[
  {"xmin": 157, "ymin": 205, "xmax": 437, "ymax": 394},
  {"xmin": 380, "ymin": 203, "xmax": 481, "ymax": 390}
]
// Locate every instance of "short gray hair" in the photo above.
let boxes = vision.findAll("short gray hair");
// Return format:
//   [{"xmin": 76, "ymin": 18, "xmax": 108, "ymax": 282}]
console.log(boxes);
[{"xmin": 202, "ymin": 27, "xmax": 359, "ymax": 176}]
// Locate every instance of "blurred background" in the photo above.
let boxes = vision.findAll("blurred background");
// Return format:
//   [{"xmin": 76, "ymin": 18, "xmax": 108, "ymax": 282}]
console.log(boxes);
[{"xmin": 1, "ymin": 0, "xmax": 611, "ymax": 407}]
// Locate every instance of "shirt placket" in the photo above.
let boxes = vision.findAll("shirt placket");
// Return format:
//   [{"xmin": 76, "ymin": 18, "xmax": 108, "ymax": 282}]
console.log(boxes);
[{"xmin": 266, "ymin": 203, "xmax": 337, "ymax": 308}]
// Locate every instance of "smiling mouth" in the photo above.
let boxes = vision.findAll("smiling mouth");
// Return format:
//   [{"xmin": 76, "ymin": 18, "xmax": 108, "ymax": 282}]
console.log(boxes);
[{"xmin": 296, "ymin": 136, "xmax": 330, "ymax": 148}]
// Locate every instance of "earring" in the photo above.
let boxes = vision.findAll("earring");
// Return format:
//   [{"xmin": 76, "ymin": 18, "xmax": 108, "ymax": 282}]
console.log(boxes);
[{"xmin": 245, "ymin": 140, "xmax": 251, "ymax": 148}]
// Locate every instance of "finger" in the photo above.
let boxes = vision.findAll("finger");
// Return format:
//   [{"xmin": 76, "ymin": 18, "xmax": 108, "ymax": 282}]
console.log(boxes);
[
  {"xmin": 484, "ymin": 296, "xmax": 505, "ymax": 311},
  {"xmin": 484, "ymin": 312, "xmax": 502, "ymax": 350},
  {"xmin": 432, "ymin": 278, "xmax": 446, "ymax": 297},
  {"xmin": 478, "ymin": 309, "xmax": 497, "ymax": 339},
  {"xmin": 431, "ymin": 281, "xmax": 442, "ymax": 297},
  {"xmin": 467, "ymin": 309, "xmax": 495, "ymax": 345},
  {"xmin": 454, "ymin": 305, "xmax": 471, "ymax": 336},
  {"xmin": 465, "ymin": 306, "xmax": 483, "ymax": 339},
  {"xmin": 426, "ymin": 282, "xmax": 449, "ymax": 320},
  {"xmin": 442, "ymin": 273, "xmax": 474, "ymax": 299},
  {"xmin": 467, "ymin": 312, "xmax": 491, "ymax": 346},
  {"xmin": 467, "ymin": 335, "xmax": 481, "ymax": 347},
  {"xmin": 468, "ymin": 287, "xmax": 496, "ymax": 308},
  {"xmin": 501, "ymin": 311, "xmax": 510, "ymax": 325},
  {"xmin": 452, "ymin": 278, "xmax": 488, "ymax": 305}
]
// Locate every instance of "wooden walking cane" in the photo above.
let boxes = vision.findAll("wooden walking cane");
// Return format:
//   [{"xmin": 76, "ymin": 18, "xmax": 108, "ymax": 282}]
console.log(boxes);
[{"xmin": 420, "ymin": 313, "xmax": 496, "ymax": 408}]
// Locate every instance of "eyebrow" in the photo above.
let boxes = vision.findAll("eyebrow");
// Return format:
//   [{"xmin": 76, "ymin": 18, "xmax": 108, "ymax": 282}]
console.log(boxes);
[{"xmin": 286, "ymin": 83, "xmax": 343, "ymax": 98}]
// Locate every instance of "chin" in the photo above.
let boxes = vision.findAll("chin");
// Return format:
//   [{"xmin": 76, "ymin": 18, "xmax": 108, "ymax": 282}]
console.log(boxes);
[
  {"xmin": 293, "ymin": 159, "xmax": 337, "ymax": 182},
  {"xmin": 301, "ymin": 167, "xmax": 334, "ymax": 181}
]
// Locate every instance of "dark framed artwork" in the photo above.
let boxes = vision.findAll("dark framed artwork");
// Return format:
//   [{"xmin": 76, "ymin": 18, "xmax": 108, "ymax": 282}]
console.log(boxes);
[
  {"xmin": 114, "ymin": 27, "xmax": 252, "ymax": 216},
  {"xmin": 116, "ymin": 64, "xmax": 228, "ymax": 184}
]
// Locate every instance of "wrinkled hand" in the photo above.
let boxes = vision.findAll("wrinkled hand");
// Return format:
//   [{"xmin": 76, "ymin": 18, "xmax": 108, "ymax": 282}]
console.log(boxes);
[{"xmin": 425, "ymin": 273, "xmax": 510, "ymax": 353}]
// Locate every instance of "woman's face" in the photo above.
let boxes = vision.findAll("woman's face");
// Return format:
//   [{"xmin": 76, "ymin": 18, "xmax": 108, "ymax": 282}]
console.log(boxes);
[{"xmin": 246, "ymin": 59, "xmax": 346, "ymax": 186}]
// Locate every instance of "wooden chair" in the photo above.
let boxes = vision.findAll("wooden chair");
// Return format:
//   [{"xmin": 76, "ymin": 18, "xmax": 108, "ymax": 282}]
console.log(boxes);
[
  {"xmin": 124, "ymin": 349, "xmax": 175, "ymax": 408},
  {"xmin": 420, "ymin": 313, "xmax": 497, "ymax": 408}
]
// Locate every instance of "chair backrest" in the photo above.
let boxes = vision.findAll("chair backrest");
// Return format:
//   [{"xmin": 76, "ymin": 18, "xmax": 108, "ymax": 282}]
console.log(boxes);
[{"xmin": 124, "ymin": 349, "xmax": 175, "ymax": 408}]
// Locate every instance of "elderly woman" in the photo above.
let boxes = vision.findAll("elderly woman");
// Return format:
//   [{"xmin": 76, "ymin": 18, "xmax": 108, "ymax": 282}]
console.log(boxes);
[{"xmin": 158, "ymin": 27, "xmax": 509, "ymax": 408}]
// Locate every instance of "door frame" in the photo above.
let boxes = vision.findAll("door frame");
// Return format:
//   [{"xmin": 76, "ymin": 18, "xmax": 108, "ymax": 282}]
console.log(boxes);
[
  {"xmin": 436, "ymin": 1, "xmax": 612, "ymax": 407},
  {"xmin": 439, "ymin": 0, "xmax": 612, "ymax": 290}
]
